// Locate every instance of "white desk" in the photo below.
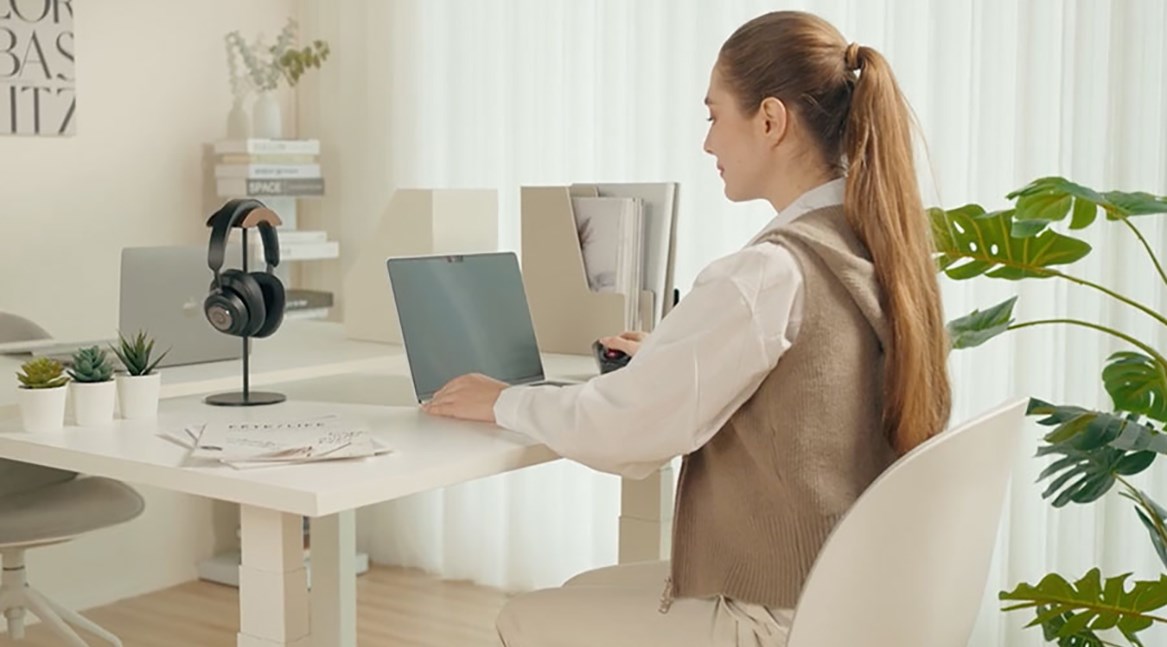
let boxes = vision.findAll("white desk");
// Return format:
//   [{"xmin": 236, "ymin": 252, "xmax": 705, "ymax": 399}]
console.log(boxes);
[{"xmin": 0, "ymin": 322, "xmax": 672, "ymax": 646}]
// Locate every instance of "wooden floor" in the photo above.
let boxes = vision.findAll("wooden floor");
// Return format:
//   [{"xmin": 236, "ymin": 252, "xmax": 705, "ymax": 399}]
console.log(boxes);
[{"xmin": 9, "ymin": 566, "xmax": 510, "ymax": 646}]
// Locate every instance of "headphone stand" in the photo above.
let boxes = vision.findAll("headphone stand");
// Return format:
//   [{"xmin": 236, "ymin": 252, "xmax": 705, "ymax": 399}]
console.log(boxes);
[{"xmin": 205, "ymin": 227, "xmax": 287, "ymax": 407}]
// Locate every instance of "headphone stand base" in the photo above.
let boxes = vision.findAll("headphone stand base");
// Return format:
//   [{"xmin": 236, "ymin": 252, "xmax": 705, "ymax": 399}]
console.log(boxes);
[{"xmin": 204, "ymin": 391, "xmax": 286, "ymax": 406}]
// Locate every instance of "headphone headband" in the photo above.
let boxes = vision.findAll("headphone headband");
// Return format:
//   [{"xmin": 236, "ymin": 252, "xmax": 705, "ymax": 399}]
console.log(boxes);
[{"xmin": 206, "ymin": 199, "xmax": 283, "ymax": 274}]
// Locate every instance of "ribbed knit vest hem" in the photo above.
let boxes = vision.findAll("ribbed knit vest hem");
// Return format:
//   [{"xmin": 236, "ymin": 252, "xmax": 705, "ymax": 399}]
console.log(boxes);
[{"xmin": 670, "ymin": 511, "xmax": 845, "ymax": 609}]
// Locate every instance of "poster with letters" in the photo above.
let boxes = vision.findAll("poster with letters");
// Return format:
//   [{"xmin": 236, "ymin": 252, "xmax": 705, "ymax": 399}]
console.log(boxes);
[{"xmin": 0, "ymin": 0, "xmax": 75, "ymax": 136}]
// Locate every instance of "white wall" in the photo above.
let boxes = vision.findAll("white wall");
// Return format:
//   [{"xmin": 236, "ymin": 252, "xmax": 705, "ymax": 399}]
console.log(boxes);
[
  {"xmin": 0, "ymin": 0, "xmax": 297, "ymax": 614},
  {"xmin": 0, "ymin": 0, "xmax": 296, "ymax": 342}
]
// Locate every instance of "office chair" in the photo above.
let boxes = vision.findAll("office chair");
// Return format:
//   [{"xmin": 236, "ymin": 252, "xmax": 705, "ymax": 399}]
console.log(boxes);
[
  {"xmin": 785, "ymin": 398, "xmax": 1028, "ymax": 646},
  {"xmin": 0, "ymin": 312, "xmax": 145, "ymax": 646}
]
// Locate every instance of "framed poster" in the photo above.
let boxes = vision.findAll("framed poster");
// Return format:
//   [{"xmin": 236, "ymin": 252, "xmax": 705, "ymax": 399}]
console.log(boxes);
[{"xmin": 1, "ymin": 0, "xmax": 75, "ymax": 136}]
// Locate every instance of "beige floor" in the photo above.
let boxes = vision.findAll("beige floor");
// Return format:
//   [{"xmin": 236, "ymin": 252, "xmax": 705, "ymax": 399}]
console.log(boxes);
[{"xmin": 7, "ymin": 566, "xmax": 508, "ymax": 647}]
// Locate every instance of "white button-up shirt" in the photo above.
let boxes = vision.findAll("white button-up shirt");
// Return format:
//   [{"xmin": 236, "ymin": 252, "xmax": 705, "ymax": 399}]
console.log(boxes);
[{"xmin": 493, "ymin": 179, "xmax": 847, "ymax": 478}]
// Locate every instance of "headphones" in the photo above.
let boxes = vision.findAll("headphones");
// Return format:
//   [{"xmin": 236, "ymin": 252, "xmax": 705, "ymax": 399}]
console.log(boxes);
[{"xmin": 204, "ymin": 199, "xmax": 286, "ymax": 338}]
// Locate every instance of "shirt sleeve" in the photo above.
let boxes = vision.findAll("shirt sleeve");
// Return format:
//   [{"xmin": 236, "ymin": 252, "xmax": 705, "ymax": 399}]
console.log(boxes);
[{"xmin": 493, "ymin": 243, "xmax": 805, "ymax": 479}]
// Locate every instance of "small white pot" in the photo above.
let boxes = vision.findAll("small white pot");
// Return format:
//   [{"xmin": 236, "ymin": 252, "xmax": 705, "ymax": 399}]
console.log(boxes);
[
  {"xmin": 117, "ymin": 373, "xmax": 161, "ymax": 420},
  {"xmin": 17, "ymin": 385, "xmax": 67, "ymax": 433},
  {"xmin": 71, "ymin": 380, "xmax": 116, "ymax": 427}
]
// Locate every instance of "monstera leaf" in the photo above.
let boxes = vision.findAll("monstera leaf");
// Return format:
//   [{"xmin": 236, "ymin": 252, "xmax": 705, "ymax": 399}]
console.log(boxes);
[
  {"xmin": 947, "ymin": 297, "xmax": 1017, "ymax": 349},
  {"xmin": 1030, "ymin": 400, "xmax": 1167, "ymax": 454},
  {"xmin": 1119, "ymin": 488, "xmax": 1167, "ymax": 570},
  {"xmin": 1000, "ymin": 570, "xmax": 1167, "ymax": 647},
  {"xmin": 1028, "ymin": 400, "xmax": 1160, "ymax": 507},
  {"xmin": 1006, "ymin": 177, "xmax": 1167, "ymax": 237},
  {"xmin": 1103, "ymin": 352, "xmax": 1167, "ymax": 424},
  {"xmin": 929, "ymin": 205, "xmax": 1092, "ymax": 281}
]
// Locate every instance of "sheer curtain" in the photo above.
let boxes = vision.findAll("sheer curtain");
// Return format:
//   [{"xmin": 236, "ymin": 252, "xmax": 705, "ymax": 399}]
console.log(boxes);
[{"xmin": 296, "ymin": 1, "xmax": 1167, "ymax": 643}]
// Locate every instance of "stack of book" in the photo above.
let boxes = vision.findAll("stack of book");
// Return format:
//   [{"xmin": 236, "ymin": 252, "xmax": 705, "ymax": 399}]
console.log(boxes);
[{"xmin": 213, "ymin": 138, "xmax": 325, "ymax": 198}]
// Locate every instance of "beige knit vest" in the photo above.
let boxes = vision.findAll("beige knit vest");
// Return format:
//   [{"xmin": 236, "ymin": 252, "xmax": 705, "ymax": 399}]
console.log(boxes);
[{"xmin": 668, "ymin": 205, "xmax": 896, "ymax": 610}]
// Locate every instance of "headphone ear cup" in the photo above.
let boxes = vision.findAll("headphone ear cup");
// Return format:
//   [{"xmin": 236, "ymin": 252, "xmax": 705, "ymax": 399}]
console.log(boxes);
[
  {"xmin": 204, "ymin": 285, "xmax": 249, "ymax": 336},
  {"xmin": 249, "ymin": 272, "xmax": 285, "ymax": 338},
  {"xmin": 219, "ymin": 270, "xmax": 267, "ymax": 337}
]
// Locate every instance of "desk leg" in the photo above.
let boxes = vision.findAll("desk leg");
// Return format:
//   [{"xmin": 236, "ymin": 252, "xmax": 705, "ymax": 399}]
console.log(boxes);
[
  {"xmin": 618, "ymin": 463, "xmax": 675, "ymax": 563},
  {"xmin": 237, "ymin": 506, "xmax": 311, "ymax": 647},
  {"xmin": 309, "ymin": 511, "xmax": 357, "ymax": 647}
]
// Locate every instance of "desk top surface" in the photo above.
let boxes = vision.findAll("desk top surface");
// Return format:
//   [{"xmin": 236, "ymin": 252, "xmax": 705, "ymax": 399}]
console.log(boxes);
[
  {"xmin": 0, "ymin": 322, "xmax": 599, "ymax": 516},
  {"xmin": 0, "ymin": 394, "xmax": 558, "ymax": 517}
]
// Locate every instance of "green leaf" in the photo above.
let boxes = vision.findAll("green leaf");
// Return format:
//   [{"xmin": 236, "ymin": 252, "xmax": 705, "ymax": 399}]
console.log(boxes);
[
  {"xmin": 946, "ymin": 297, "xmax": 1018, "ymax": 349},
  {"xmin": 1104, "ymin": 352, "xmax": 1167, "ymax": 424},
  {"xmin": 1125, "ymin": 495, "xmax": 1167, "ymax": 570},
  {"xmin": 1012, "ymin": 218, "xmax": 1051, "ymax": 238},
  {"xmin": 1016, "ymin": 192, "xmax": 1073, "ymax": 223},
  {"xmin": 16, "ymin": 357, "xmax": 67, "ymax": 389},
  {"xmin": 1029, "ymin": 402, "xmax": 1163, "ymax": 506},
  {"xmin": 1030, "ymin": 400, "xmax": 1167, "ymax": 455},
  {"xmin": 1071, "ymin": 196, "xmax": 1099, "ymax": 229},
  {"xmin": 1000, "ymin": 570, "xmax": 1167, "ymax": 646},
  {"xmin": 1102, "ymin": 190, "xmax": 1167, "ymax": 217},
  {"xmin": 1006, "ymin": 176, "xmax": 1167, "ymax": 225},
  {"xmin": 929, "ymin": 205, "xmax": 1092, "ymax": 282}
]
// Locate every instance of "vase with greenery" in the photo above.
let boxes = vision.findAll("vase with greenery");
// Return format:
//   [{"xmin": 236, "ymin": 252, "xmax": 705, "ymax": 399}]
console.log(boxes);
[
  {"xmin": 225, "ymin": 18, "xmax": 331, "ymax": 139},
  {"xmin": 68, "ymin": 345, "xmax": 116, "ymax": 427},
  {"xmin": 110, "ymin": 331, "xmax": 169, "ymax": 420},
  {"xmin": 15, "ymin": 357, "xmax": 69, "ymax": 432},
  {"xmin": 931, "ymin": 176, "xmax": 1167, "ymax": 645}
]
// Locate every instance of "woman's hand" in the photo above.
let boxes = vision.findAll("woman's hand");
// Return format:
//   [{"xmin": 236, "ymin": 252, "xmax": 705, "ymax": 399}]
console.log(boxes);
[
  {"xmin": 422, "ymin": 373, "xmax": 508, "ymax": 423},
  {"xmin": 598, "ymin": 330, "xmax": 648, "ymax": 357}
]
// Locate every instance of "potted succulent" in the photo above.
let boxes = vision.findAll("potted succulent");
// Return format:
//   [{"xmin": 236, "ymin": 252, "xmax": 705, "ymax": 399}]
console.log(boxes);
[
  {"xmin": 110, "ymin": 331, "xmax": 169, "ymax": 420},
  {"xmin": 68, "ymin": 346, "xmax": 116, "ymax": 426},
  {"xmin": 15, "ymin": 357, "xmax": 69, "ymax": 432}
]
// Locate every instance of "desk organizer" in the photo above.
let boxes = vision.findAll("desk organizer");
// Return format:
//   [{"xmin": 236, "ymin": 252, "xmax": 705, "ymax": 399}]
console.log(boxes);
[{"xmin": 520, "ymin": 185, "xmax": 677, "ymax": 355}]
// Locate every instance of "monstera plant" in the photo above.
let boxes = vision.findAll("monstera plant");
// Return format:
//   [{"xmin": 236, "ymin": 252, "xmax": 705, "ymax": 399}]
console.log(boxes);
[{"xmin": 931, "ymin": 176, "xmax": 1167, "ymax": 646}]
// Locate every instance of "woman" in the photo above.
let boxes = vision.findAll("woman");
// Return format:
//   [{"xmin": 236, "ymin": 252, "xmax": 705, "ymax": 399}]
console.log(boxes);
[{"xmin": 424, "ymin": 10, "xmax": 952, "ymax": 647}]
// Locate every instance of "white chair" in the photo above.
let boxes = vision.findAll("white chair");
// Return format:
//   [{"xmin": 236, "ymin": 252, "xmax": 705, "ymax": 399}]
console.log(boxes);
[
  {"xmin": 0, "ymin": 312, "xmax": 145, "ymax": 646},
  {"xmin": 786, "ymin": 398, "xmax": 1028, "ymax": 647}
]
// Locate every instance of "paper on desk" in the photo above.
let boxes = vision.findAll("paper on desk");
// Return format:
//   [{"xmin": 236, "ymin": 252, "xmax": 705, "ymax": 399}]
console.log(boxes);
[{"xmin": 160, "ymin": 416, "xmax": 391, "ymax": 469}]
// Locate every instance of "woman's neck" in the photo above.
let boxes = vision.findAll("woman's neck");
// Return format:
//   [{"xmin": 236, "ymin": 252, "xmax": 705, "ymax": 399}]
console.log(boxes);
[{"xmin": 766, "ymin": 165, "xmax": 839, "ymax": 213}]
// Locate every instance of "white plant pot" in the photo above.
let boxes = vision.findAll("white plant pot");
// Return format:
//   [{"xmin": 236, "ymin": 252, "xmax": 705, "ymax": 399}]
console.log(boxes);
[
  {"xmin": 17, "ymin": 385, "xmax": 67, "ymax": 433},
  {"xmin": 117, "ymin": 373, "xmax": 161, "ymax": 420},
  {"xmin": 71, "ymin": 380, "xmax": 116, "ymax": 427},
  {"xmin": 252, "ymin": 91, "xmax": 282, "ymax": 139}
]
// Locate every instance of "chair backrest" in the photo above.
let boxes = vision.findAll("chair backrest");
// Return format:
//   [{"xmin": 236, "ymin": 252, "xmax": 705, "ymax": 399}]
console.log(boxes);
[
  {"xmin": 0, "ymin": 312, "xmax": 77, "ymax": 497},
  {"xmin": 0, "ymin": 312, "xmax": 52, "ymax": 344},
  {"xmin": 786, "ymin": 398, "xmax": 1028, "ymax": 647}
]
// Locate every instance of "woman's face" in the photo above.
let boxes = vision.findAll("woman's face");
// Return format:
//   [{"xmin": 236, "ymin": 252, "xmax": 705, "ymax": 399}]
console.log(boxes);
[{"xmin": 702, "ymin": 65, "xmax": 773, "ymax": 202}]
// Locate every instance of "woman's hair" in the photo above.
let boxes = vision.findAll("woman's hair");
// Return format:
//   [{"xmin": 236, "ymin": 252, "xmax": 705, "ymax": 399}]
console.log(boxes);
[{"xmin": 718, "ymin": 11, "xmax": 951, "ymax": 455}]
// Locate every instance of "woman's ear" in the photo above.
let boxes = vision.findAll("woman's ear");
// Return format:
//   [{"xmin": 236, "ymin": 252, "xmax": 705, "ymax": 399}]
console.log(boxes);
[{"xmin": 758, "ymin": 97, "xmax": 788, "ymax": 147}]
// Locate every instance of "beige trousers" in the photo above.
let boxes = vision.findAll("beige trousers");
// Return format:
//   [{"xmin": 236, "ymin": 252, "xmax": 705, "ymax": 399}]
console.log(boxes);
[{"xmin": 496, "ymin": 561, "xmax": 793, "ymax": 646}]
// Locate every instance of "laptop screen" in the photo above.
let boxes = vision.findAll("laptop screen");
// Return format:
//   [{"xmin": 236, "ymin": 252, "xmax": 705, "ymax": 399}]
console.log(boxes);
[{"xmin": 386, "ymin": 252, "xmax": 546, "ymax": 401}]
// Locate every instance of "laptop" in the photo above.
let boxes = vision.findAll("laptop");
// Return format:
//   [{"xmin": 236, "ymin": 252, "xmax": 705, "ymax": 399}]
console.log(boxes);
[
  {"xmin": 386, "ymin": 251, "xmax": 576, "ymax": 403},
  {"xmin": 25, "ymin": 245, "xmax": 244, "ymax": 368}
]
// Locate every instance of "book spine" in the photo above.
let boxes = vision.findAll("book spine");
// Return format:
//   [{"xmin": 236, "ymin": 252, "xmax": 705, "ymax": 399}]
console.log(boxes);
[
  {"xmin": 214, "ymin": 139, "xmax": 321, "ymax": 155},
  {"xmin": 214, "ymin": 164, "xmax": 322, "ymax": 179},
  {"xmin": 275, "ymin": 230, "xmax": 328, "ymax": 244},
  {"xmin": 217, "ymin": 178, "xmax": 326, "ymax": 197},
  {"xmin": 218, "ymin": 153, "xmax": 319, "ymax": 164}
]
